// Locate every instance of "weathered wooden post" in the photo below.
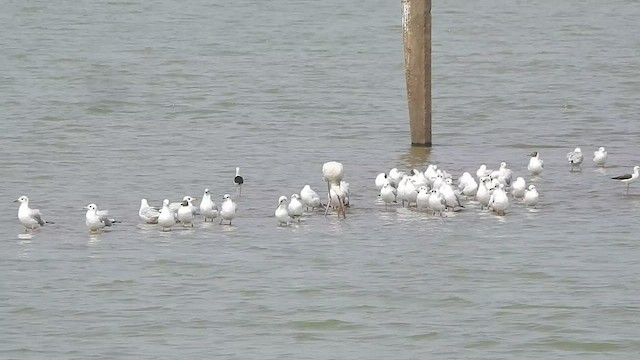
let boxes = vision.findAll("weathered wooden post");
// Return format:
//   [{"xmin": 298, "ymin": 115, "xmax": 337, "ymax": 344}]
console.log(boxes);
[{"xmin": 402, "ymin": 0, "xmax": 432, "ymax": 146}]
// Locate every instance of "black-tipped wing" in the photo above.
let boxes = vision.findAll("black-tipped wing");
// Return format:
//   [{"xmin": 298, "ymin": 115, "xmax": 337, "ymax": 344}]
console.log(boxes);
[{"xmin": 612, "ymin": 174, "xmax": 632, "ymax": 180}]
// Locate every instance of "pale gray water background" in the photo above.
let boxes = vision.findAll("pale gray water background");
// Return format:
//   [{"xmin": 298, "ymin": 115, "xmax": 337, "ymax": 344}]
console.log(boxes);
[{"xmin": 1, "ymin": 0, "xmax": 640, "ymax": 358}]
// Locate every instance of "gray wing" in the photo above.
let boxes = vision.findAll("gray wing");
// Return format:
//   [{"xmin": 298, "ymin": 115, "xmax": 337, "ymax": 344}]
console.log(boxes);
[
  {"xmin": 97, "ymin": 210, "xmax": 115, "ymax": 227},
  {"xmin": 142, "ymin": 207, "xmax": 160, "ymax": 219},
  {"xmin": 30, "ymin": 209, "xmax": 45, "ymax": 226}
]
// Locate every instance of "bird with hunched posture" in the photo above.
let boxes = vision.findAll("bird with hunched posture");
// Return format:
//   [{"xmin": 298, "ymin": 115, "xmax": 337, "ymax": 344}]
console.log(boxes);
[
  {"xmin": 593, "ymin": 147, "xmax": 607, "ymax": 167},
  {"xmin": 528, "ymin": 152, "xmax": 544, "ymax": 175},
  {"xmin": 139, "ymin": 198, "xmax": 160, "ymax": 224},
  {"xmin": 567, "ymin": 147, "xmax": 584, "ymax": 172},
  {"xmin": 200, "ymin": 189, "xmax": 218, "ymax": 222},
  {"xmin": 275, "ymin": 196, "xmax": 289, "ymax": 226},
  {"xmin": 288, "ymin": 194, "xmax": 304, "ymax": 222}
]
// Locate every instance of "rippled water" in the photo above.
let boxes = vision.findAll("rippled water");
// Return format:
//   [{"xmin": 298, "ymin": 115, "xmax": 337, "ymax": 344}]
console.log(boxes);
[{"xmin": 1, "ymin": 0, "xmax": 640, "ymax": 358}]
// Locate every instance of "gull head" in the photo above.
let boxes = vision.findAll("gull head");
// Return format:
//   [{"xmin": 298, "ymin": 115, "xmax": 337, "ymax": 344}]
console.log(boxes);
[
  {"xmin": 278, "ymin": 196, "xmax": 287, "ymax": 204},
  {"xmin": 529, "ymin": 151, "xmax": 538, "ymax": 157},
  {"xmin": 15, "ymin": 195, "xmax": 29, "ymax": 204},
  {"xmin": 204, "ymin": 189, "xmax": 210, "ymax": 195},
  {"xmin": 163, "ymin": 199, "xmax": 170, "ymax": 206},
  {"xmin": 84, "ymin": 204, "xmax": 97, "ymax": 211},
  {"xmin": 223, "ymin": 194, "xmax": 231, "ymax": 200},
  {"xmin": 527, "ymin": 185, "xmax": 536, "ymax": 190},
  {"xmin": 181, "ymin": 200, "xmax": 189, "ymax": 206},
  {"xmin": 291, "ymin": 194, "xmax": 300, "ymax": 200},
  {"xmin": 598, "ymin": 147, "xmax": 606, "ymax": 152},
  {"xmin": 574, "ymin": 147, "xmax": 582, "ymax": 153}
]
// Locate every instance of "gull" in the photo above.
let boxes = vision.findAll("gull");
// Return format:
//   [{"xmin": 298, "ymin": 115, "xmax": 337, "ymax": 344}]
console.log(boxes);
[
  {"xmin": 396, "ymin": 176, "xmax": 409, "ymax": 207},
  {"xmin": 275, "ymin": 196, "xmax": 289, "ymax": 226},
  {"xmin": 511, "ymin": 177, "xmax": 526, "ymax": 199},
  {"xmin": 476, "ymin": 177, "xmax": 492, "ymax": 210},
  {"xmin": 428, "ymin": 188, "xmax": 447, "ymax": 216},
  {"xmin": 490, "ymin": 162, "xmax": 512, "ymax": 187},
  {"xmin": 380, "ymin": 183, "xmax": 397, "ymax": 210},
  {"xmin": 170, "ymin": 196, "xmax": 197, "ymax": 215},
  {"xmin": 84, "ymin": 203, "xmax": 119, "ymax": 233},
  {"xmin": 528, "ymin": 152, "xmax": 544, "ymax": 176},
  {"xmin": 15, "ymin": 196, "xmax": 52, "ymax": 232},
  {"xmin": 460, "ymin": 175, "xmax": 478, "ymax": 197},
  {"xmin": 410, "ymin": 169, "xmax": 428, "ymax": 188},
  {"xmin": 416, "ymin": 186, "xmax": 430, "ymax": 212},
  {"xmin": 611, "ymin": 165, "xmax": 640, "ymax": 194},
  {"xmin": 476, "ymin": 164, "xmax": 492, "ymax": 180},
  {"xmin": 440, "ymin": 178, "xmax": 464, "ymax": 210},
  {"xmin": 593, "ymin": 147, "xmax": 607, "ymax": 167},
  {"xmin": 403, "ymin": 178, "xmax": 419, "ymax": 207},
  {"xmin": 139, "ymin": 199, "xmax": 160, "ymax": 224},
  {"xmin": 288, "ymin": 194, "xmax": 304, "ymax": 222},
  {"xmin": 488, "ymin": 184, "xmax": 509, "ymax": 216},
  {"xmin": 300, "ymin": 185, "xmax": 322, "ymax": 211},
  {"xmin": 523, "ymin": 185, "xmax": 539, "ymax": 207},
  {"xmin": 177, "ymin": 199, "xmax": 195, "ymax": 227},
  {"xmin": 158, "ymin": 199, "xmax": 176, "ymax": 231},
  {"xmin": 374, "ymin": 173, "xmax": 388, "ymax": 190},
  {"xmin": 200, "ymin": 189, "xmax": 218, "ymax": 222},
  {"xmin": 388, "ymin": 167, "xmax": 404, "ymax": 188},
  {"xmin": 567, "ymin": 147, "xmax": 584, "ymax": 172},
  {"xmin": 220, "ymin": 194, "xmax": 237, "ymax": 225},
  {"xmin": 457, "ymin": 172, "xmax": 473, "ymax": 190},
  {"xmin": 424, "ymin": 164, "xmax": 438, "ymax": 186},
  {"xmin": 234, "ymin": 167, "xmax": 244, "ymax": 197}
]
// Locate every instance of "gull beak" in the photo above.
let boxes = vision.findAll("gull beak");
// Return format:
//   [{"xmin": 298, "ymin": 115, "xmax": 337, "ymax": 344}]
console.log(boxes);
[{"xmin": 13, "ymin": 199, "xmax": 19, "ymax": 203}]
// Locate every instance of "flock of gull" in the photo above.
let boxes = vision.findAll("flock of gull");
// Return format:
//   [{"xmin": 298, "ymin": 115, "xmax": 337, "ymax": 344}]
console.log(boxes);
[{"xmin": 13, "ymin": 147, "xmax": 640, "ymax": 233}]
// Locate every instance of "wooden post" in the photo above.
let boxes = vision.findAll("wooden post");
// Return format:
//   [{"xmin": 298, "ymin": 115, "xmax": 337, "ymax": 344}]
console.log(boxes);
[{"xmin": 402, "ymin": 0, "xmax": 432, "ymax": 146}]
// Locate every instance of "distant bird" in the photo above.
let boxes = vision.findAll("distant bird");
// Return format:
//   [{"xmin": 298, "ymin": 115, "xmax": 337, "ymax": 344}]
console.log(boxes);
[
  {"xmin": 177, "ymin": 200, "xmax": 195, "ymax": 227},
  {"xmin": 220, "ymin": 194, "xmax": 237, "ymax": 225},
  {"xmin": 138, "ymin": 198, "xmax": 160, "ymax": 224},
  {"xmin": 490, "ymin": 162, "xmax": 512, "ymax": 187},
  {"xmin": 15, "ymin": 196, "xmax": 52, "ymax": 232},
  {"xmin": 528, "ymin": 151, "xmax": 544, "ymax": 176},
  {"xmin": 380, "ymin": 183, "xmax": 397, "ymax": 210},
  {"xmin": 275, "ymin": 196, "xmax": 289, "ymax": 226},
  {"xmin": 300, "ymin": 185, "xmax": 322, "ymax": 211},
  {"xmin": 440, "ymin": 178, "xmax": 464, "ymax": 210},
  {"xmin": 476, "ymin": 177, "xmax": 492, "ymax": 210},
  {"xmin": 327, "ymin": 182, "xmax": 347, "ymax": 218},
  {"xmin": 523, "ymin": 185, "xmax": 539, "ymax": 208},
  {"xmin": 611, "ymin": 165, "xmax": 640, "ymax": 194},
  {"xmin": 288, "ymin": 194, "xmax": 304, "ymax": 222},
  {"xmin": 200, "ymin": 189, "xmax": 218, "ymax": 222},
  {"xmin": 158, "ymin": 199, "xmax": 176, "ymax": 231},
  {"xmin": 593, "ymin": 147, "xmax": 607, "ymax": 167},
  {"xmin": 84, "ymin": 203, "xmax": 119, "ymax": 233},
  {"xmin": 234, "ymin": 167, "xmax": 244, "ymax": 197},
  {"xmin": 567, "ymin": 147, "xmax": 584, "ymax": 172},
  {"xmin": 511, "ymin": 177, "xmax": 526, "ymax": 199}
]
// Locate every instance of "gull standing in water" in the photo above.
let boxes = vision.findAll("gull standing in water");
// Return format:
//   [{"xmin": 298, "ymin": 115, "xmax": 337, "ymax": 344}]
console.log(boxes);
[
  {"xmin": 524, "ymin": 185, "xmax": 539, "ymax": 207},
  {"xmin": 511, "ymin": 177, "xmax": 526, "ymax": 199},
  {"xmin": 611, "ymin": 165, "xmax": 640, "ymax": 194},
  {"xmin": 300, "ymin": 185, "xmax": 321, "ymax": 211},
  {"xmin": 416, "ymin": 186, "xmax": 430, "ymax": 212},
  {"xmin": 428, "ymin": 188, "xmax": 447, "ymax": 216},
  {"xmin": 593, "ymin": 147, "xmax": 607, "ymax": 167},
  {"xmin": 170, "ymin": 196, "xmax": 197, "ymax": 216},
  {"xmin": 177, "ymin": 200, "xmax": 195, "ymax": 227},
  {"xmin": 200, "ymin": 189, "xmax": 218, "ymax": 222},
  {"xmin": 528, "ymin": 152, "xmax": 544, "ymax": 176},
  {"xmin": 488, "ymin": 184, "xmax": 509, "ymax": 216},
  {"xmin": 139, "ymin": 199, "xmax": 160, "ymax": 224},
  {"xmin": 567, "ymin": 147, "xmax": 584, "ymax": 172},
  {"xmin": 220, "ymin": 194, "xmax": 237, "ymax": 225},
  {"xmin": 374, "ymin": 173, "xmax": 388, "ymax": 190},
  {"xmin": 158, "ymin": 199, "xmax": 176, "ymax": 231},
  {"xmin": 288, "ymin": 194, "xmax": 304, "ymax": 222},
  {"xmin": 15, "ymin": 196, "xmax": 52, "ymax": 232},
  {"xmin": 84, "ymin": 204, "xmax": 119, "ymax": 233},
  {"xmin": 275, "ymin": 196, "xmax": 289, "ymax": 226},
  {"xmin": 380, "ymin": 183, "xmax": 397, "ymax": 210},
  {"xmin": 234, "ymin": 167, "xmax": 244, "ymax": 197}
]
